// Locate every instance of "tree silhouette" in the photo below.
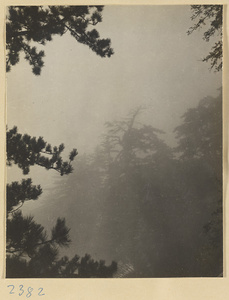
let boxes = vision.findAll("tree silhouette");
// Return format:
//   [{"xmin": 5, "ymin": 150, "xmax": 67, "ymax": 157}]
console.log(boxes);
[
  {"xmin": 96, "ymin": 105, "xmax": 222, "ymax": 277},
  {"xmin": 6, "ymin": 6, "xmax": 114, "ymax": 75},
  {"xmin": 6, "ymin": 209, "xmax": 117, "ymax": 278},
  {"xmin": 51, "ymin": 108, "xmax": 179, "ymax": 277},
  {"xmin": 96, "ymin": 108, "xmax": 177, "ymax": 275},
  {"xmin": 49, "ymin": 103, "xmax": 222, "ymax": 277},
  {"xmin": 7, "ymin": 126, "xmax": 78, "ymax": 176},
  {"xmin": 7, "ymin": 212, "xmax": 70, "ymax": 257},
  {"xmin": 6, "ymin": 127, "xmax": 117, "ymax": 278},
  {"xmin": 187, "ymin": 5, "xmax": 223, "ymax": 71},
  {"xmin": 7, "ymin": 126, "xmax": 77, "ymax": 215},
  {"xmin": 174, "ymin": 90, "xmax": 223, "ymax": 276},
  {"xmin": 6, "ymin": 5, "xmax": 117, "ymax": 278},
  {"xmin": 7, "ymin": 179, "xmax": 42, "ymax": 214},
  {"xmin": 174, "ymin": 90, "xmax": 222, "ymax": 181}
]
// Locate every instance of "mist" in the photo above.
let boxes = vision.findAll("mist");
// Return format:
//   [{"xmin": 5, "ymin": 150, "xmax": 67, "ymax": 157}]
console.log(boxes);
[{"xmin": 6, "ymin": 5, "xmax": 223, "ymax": 277}]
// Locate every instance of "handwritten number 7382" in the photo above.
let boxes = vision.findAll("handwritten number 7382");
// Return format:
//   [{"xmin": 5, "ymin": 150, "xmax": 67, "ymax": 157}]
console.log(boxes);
[{"xmin": 7, "ymin": 285, "xmax": 45, "ymax": 297}]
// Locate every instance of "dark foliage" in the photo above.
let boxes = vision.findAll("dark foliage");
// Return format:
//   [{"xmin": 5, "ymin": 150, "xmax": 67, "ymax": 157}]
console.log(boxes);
[
  {"xmin": 174, "ymin": 90, "xmax": 222, "ymax": 181},
  {"xmin": 6, "ymin": 6, "xmax": 114, "ymax": 75},
  {"xmin": 174, "ymin": 90, "xmax": 222, "ymax": 276},
  {"xmin": 7, "ymin": 211, "xmax": 69, "ymax": 257},
  {"xmin": 54, "ymin": 99, "xmax": 222, "ymax": 277},
  {"xmin": 6, "ymin": 127, "xmax": 117, "ymax": 278},
  {"xmin": 187, "ymin": 5, "xmax": 223, "ymax": 71},
  {"xmin": 7, "ymin": 179, "xmax": 42, "ymax": 214},
  {"xmin": 6, "ymin": 211, "xmax": 117, "ymax": 278},
  {"xmin": 7, "ymin": 126, "xmax": 78, "ymax": 176},
  {"xmin": 6, "ymin": 253, "xmax": 117, "ymax": 278}
]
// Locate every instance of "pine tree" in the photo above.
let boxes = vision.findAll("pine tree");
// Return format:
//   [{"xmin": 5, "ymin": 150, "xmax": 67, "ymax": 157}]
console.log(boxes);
[
  {"xmin": 7, "ymin": 126, "xmax": 77, "ymax": 176},
  {"xmin": 6, "ymin": 127, "xmax": 117, "ymax": 278},
  {"xmin": 187, "ymin": 5, "xmax": 223, "ymax": 71},
  {"xmin": 6, "ymin": 6, "xmax": 114, "ymax": 75},
  {"xmin": 174, "ymin": 90, "xmax": 223, "ymax": 276}
]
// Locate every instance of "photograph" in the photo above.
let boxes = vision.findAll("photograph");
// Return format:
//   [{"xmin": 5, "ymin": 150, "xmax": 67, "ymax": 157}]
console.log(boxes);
[{"xmin": 5, "ymin": 4, "xmax": 223, "ymax": 278}]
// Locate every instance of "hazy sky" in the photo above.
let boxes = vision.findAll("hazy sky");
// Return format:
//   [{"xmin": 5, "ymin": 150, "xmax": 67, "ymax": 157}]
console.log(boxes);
[
  {"xmin": 7, "ymin": 5, "xmax": 222, "ymax": 262},
  {"xmin": 7, "ymin": 6, "xmax": 222, "ymax": 156}
]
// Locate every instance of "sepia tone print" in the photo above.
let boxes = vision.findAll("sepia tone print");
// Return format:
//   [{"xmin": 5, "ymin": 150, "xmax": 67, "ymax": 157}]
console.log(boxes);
[{"xmin": 6, "ymin": 5, "xmax": 222, "ymax": 278}]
